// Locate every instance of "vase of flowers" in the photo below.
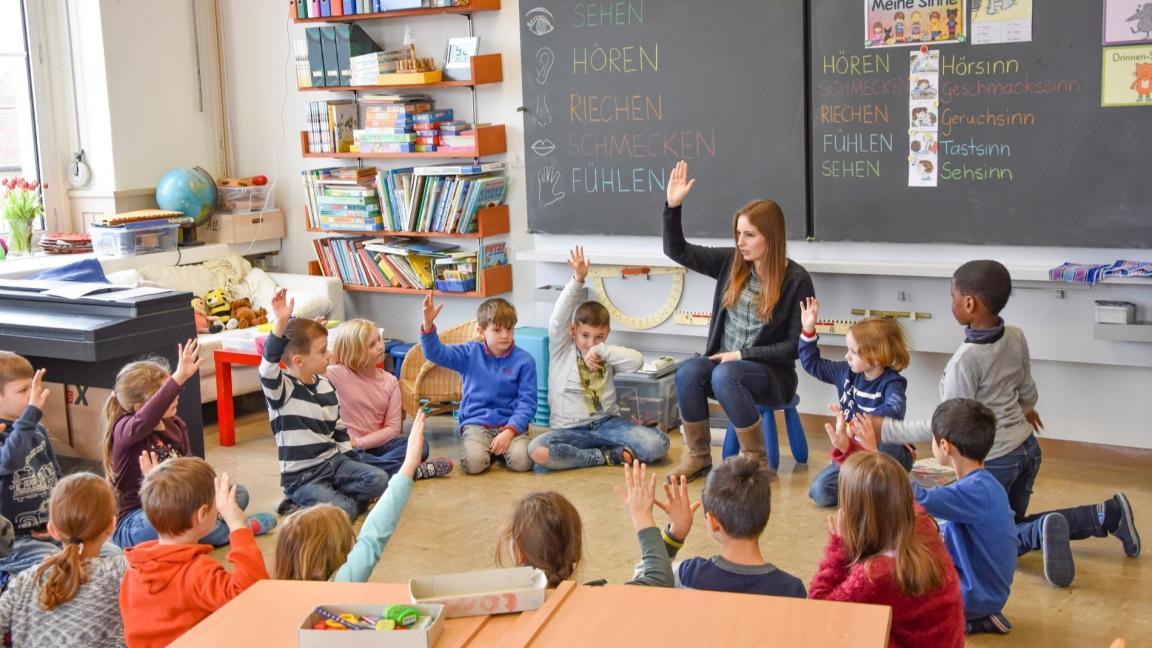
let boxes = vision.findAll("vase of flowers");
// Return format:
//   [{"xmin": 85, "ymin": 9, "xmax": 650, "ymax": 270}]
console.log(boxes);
[{"xmin": 1, "ymin": 177, "xmax": 44, "ymax": 256}]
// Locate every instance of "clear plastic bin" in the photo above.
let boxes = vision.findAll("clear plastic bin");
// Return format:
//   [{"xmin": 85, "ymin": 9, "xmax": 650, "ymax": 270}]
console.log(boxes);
[
  {"xmin": 90, "ymin": 223, "xmax": 179, "ymax": 257},
  {"xmin": 614, "ymin": 371, "xmax": 680, "ymax": 432},
  {"xmin": 216, "ymin": 185, "xmax": 273, "ymax": 213}
]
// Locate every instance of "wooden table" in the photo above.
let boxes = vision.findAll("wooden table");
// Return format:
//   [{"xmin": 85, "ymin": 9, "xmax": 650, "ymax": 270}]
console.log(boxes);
[
  {"xmin": 213, "ymin": 348, "xmax": 262, "ymax": 447},
  {"xmin": 172, "ymin": 580, "xmax": 891, "ymax": 647}
]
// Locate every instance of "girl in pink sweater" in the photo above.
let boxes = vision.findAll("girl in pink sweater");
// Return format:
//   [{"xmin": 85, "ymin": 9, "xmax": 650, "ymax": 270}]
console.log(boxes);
[
  {"xmin": 809, "ymin": 452, "xmax": 965, "ymax": 648},
  {"xmin": 327, "ymin": 320, "xmax": 452, "ymax": 479}
]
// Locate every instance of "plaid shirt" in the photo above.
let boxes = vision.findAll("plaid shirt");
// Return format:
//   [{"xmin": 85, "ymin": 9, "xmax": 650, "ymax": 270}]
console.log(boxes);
[{"xmin": 721, "ymin": 272, "xmax": 763, "ymax": 353}]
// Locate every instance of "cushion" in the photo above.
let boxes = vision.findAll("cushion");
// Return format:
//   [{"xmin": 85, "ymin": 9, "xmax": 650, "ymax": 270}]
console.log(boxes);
[
  {"xmin": 245, "ymin": 267, "xmax": 330, "ymax": 319},
  {"xmin": 30, "ymin": 258, "xmax": 109, "ymax": 283}
]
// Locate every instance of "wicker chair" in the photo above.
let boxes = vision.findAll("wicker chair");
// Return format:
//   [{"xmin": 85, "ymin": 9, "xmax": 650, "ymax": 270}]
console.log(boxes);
[{"xmin": 399, "ymin": 319, "xmax": 477, "ymax": 417}]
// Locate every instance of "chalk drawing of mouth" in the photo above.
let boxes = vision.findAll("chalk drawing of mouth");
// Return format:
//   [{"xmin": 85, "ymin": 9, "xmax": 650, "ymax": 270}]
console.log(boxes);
[{"xmin": 531, "ymin": 139, "xmax": 556, "ymax": 156}]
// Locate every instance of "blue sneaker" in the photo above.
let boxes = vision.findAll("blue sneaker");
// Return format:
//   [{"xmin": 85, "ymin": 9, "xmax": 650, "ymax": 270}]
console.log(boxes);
[
  {"xmin": 1041, "ymin": 513, "xmax": 1075, "ymax": 588},
  {"xmin": 965, "ymin": 612, "xmax": 1012, "ymax": 635},
  {"xmin": 246, "ymin": 512, "xmax": 277, "ymax": 536},
  {"xmin": 1112, "ymin": 492, "xmax": 1141, "ymax": 558}
]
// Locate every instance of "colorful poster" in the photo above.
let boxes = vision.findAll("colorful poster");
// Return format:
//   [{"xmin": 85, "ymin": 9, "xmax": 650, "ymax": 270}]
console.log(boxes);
[
  {"xmin": 1101, "ymin": 44, "xmax": 1152, "ymax": 106},
  {"xmin": 866, "ymin": 0, "xmax": 966, "ymax": 48},
  {"xmin": 908, "ymin": 49, "xmax": 939, "ymax": 187},
  {"xmin": 971, "ymin": 0, "xmax": 1033, "ymax": 45},
  {"xmin": 1104, "ymin": 0, "xmax": 1152, "ymax": 46}
]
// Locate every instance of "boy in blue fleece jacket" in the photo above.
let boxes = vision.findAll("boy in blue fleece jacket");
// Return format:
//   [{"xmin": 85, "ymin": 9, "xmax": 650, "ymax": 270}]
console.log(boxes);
[{"xmin": 420, "ymin": 294, "xmax": 536, "ymax": 474}]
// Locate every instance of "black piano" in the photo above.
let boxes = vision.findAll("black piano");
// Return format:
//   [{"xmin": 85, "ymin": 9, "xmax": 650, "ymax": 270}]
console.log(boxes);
[{"xmin": 0, "ymin": 281, "xmax": 204, "ymax": 467}]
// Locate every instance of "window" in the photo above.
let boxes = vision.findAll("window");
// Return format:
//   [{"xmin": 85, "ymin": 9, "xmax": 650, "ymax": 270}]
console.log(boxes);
[{"xmin": 0, "ymin": 0, "xmax": 47, "ymax": 232}]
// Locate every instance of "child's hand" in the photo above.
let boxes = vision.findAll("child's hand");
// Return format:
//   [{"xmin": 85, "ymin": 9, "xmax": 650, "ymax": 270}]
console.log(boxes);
[
  {"xmin": 270, "ymin": 288, "xmax": 295, "ymax": 323},
  {"xmin": 1024, "ymin": 409, "xmax": 1044, "ymax": 434},
  {"xmin": 823, "ymin": 404, "xmax": 852, "ymax": 453},
  {"xmin": 399, "ymin": 409, "xmax": 427, "ymax": 478},
  {"xmin": 214, "ymin": 472, "xmax": 247, "ymax": 531},
  {"xmin": 490, "ymin": 427, "xmax": 515, "ymax": 455},
  {"xmin": 582, "ymin": 347, "xmax": 603, "ymax": 372},
  {"xmin": 422, "ymin": 292, "xmax": 444, "ymax": 331},
  {"xmin": 655, "ymin": 475, "xmax": 700, "ymax": 541},
  {"xmin": 28, "ymin": 369, "xmax": 49, "ymax": 410},
  {"xmin": 615, "ymin": 461, "xmax": 658, "ymax": 531},
  {"xmin": 568, "ymin": 245, "xmax": 590, "ymax": 283},
  {"xmin": 138, "ymin": 450, "xmax": 160, "ymax": 476},
  {"xmin": 172, "ymin": 339, "xmax": 203, "ymax": 384},
  {"xmin": 858, "ymin": 414, "xmax": 884, "ymax": 450},
  {"xmin": 800, "ymin": 296, "xmax": 820, "ymax": 333},
  {"xmin": 708, "ymin": 351, "xmax": 741, "ymax": 363}
]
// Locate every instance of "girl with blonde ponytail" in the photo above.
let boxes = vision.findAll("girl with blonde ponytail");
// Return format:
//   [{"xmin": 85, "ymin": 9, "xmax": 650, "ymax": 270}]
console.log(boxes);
[{"xmin": 0, "ymin": 473, "xmax": 128, "ymax": 647}]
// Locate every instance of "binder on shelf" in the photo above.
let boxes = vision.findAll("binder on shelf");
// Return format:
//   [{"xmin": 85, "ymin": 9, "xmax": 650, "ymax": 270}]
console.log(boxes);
[
  {"xmin": 296, "ymin": 0, "xmax": 307, "ymax": 19},
  {"xmin": 320, "ymin": 0, "xmax": 331, "ymax": 17},
  {"xmin": 306, "ymin": 27, "xmax": 325, "ymax": 88},
  {"xmin": 330, "ymin": 0, "xmax": 343, "ymax": 16},
  {"xmin": 310, "ymin": 0, "xmax": 320, "ymax": 18},
  {"xmin": 320, "ymin": 26, "xmax": 340, "ymax": 87},
  {"xmin": 334, "ymin": 24, "xmax": 382, "ymax": 87}
]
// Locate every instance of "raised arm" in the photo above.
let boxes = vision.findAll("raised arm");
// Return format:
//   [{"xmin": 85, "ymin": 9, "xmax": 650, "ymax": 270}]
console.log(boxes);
[
  {"xmin": 662, "ymin": 161, "xmax": 730, "ymax": 279},
  {"xmin": 548, "ymin": 248, "xmax": 591, "ymax": 348}
]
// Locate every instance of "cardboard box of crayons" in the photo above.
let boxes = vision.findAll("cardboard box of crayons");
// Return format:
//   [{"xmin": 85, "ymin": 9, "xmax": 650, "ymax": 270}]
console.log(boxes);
[
  {"xmin": 298, "ymin": 604, "xmax": 444, "ymax": 648},
  {"xmin": 408, "ymin": 567, "xmax": 547, "ymax": 618}
]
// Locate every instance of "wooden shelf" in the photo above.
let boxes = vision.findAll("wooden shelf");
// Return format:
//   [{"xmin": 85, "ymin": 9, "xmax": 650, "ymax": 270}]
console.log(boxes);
[
  {"xmin": 300, "ymin": 54, "xmax": 502, "ymax": 92},
  {"xmin": 342, "ymin": 264, "xmax": 512, "ymax": 297},
  {"xmin": 301, "ymin": 124, "xmax": 506, "ymax": 159},
  {"xmin": 308, "ymin": 204, "xmax": 509, "ymax": 238},
  {"xmin": 290, "ymin": 0, "xmax": 500, "ymax": 23}
]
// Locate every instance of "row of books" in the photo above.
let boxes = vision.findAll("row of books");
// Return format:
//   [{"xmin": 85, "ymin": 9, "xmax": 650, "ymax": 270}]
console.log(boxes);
[
  {"xmin": 305, "ymin": 100, "xmax": 358, "ymax": 154},
  {"xmin": 294, "ymin": 0, "xmax": 439, "ymax": 20},
  {"xmin": 303, "ymin": 161, "xmax": 508, "ymax": 233},
  {"xmin": 312, "ymin": 237, "xmax": 506, "ymax": 291}
]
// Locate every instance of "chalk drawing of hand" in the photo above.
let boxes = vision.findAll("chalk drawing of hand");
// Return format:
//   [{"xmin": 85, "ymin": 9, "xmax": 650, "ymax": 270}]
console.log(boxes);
[
  {"xmin": 533, "ymin": 94, "xmax": 552, "ymax": 128},
  {"xmin": 538, "ymin": 166, "xmax": 565, "ymax": 207},
  {"xmin": 535, "ymin": 47, "xmax": 555, "ymax": 85}
]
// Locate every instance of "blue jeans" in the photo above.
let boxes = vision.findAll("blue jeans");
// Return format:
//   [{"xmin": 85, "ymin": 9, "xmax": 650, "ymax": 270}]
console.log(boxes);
[
  {"xmin": 675, "ymin": 357, "xmax": 797, "ymax": 428},
  {"xmin": 285, "ymin": 453, "xmax": 389, "ymax": 521},
  {"xmin": 356, "ymin": 436, "xmax": 430, "ymax": 476},
  {"xmin": 112, "ymin": 485, "xmax": 251, "ymax": 549},
  {"xmin": 528, "ymin": 416, "xmax": 670, "ymax": 471},
  {"xmin": 983, "ymin": 435, "xmax": 1042, "ymax": 522},
  {"xmin": 0, "ymin": 536, "xmax": 121, "ymax": 591},
  {"xmin": 1015, "ymin": 504, "xmax": 1106, "ymax": 556},
  {"xmin": 808, "ymin": 443, "xmax": 915, "ymax": 507}
]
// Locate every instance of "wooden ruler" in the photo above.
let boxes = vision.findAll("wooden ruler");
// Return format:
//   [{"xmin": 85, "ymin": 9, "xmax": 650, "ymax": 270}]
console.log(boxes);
[{"xmin": 673, "ymin": 310, "xmax": 712, "ymax": 326}]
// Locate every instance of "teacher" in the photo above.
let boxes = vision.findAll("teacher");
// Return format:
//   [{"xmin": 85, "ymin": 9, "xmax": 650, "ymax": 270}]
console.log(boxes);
[{"xmin": 663, "ymin": 161, "xmax": 815, "ymax": 480}]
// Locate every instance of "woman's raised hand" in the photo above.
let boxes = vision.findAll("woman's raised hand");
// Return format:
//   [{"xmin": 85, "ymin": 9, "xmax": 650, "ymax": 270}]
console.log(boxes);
[{"xmin": 666, "ymin": 160, "xmax": 696, "ymax": 208}]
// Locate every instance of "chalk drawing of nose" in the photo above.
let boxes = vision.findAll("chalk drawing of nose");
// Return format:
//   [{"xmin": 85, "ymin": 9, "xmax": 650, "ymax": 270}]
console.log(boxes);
[
  {"xmin": 535, "ymin": 47, "xmax": 555, "ymax": 85},
  {"xmin": 533, "ymin": 94, "xmax": 552, "ymax": 128}
]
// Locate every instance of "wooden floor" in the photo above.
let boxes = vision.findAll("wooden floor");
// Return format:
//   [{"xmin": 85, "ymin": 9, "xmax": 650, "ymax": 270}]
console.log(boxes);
[{"xmin": 206, "ymin": 411, "xmax": 1151, "ymax": 646}]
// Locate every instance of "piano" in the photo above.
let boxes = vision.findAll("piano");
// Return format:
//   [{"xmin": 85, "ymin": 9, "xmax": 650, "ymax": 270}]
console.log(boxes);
[{"xmin": 0, "ymin": 281, "xmax": 204, "ymax": 466}]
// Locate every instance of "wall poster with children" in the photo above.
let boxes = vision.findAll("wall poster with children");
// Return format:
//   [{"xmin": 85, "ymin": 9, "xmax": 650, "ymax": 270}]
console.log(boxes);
[{"xmin": 866, "ymin": 0, "xmax": 967, "ymax": 48}]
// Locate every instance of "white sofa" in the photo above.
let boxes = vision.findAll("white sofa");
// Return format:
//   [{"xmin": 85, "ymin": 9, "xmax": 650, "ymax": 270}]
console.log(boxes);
[{"xmin": 106, "ymin": 255, "xmax": 344, "ymax": 404}]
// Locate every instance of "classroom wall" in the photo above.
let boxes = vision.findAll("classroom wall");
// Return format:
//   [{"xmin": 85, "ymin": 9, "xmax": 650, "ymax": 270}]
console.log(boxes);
[{"xmin": 218, "ymin": 0, "xmax": 1152, "ymax": 449}]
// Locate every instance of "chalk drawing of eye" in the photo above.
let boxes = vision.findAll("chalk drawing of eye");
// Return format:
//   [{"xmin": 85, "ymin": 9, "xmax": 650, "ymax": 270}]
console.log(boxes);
[
  {"xmin": 531, "ymin": 139, "xmax": 556, "ymax": 156},
  {"xmin": 535, "ymin": 47, "xmax": 555, "ymax": 85},
  {"xmin": 526, "ymin": 8, "xmax": 555, "ymax": 36}
]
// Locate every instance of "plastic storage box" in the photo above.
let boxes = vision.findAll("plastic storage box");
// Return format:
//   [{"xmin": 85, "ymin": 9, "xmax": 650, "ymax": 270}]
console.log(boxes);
[
  {"xmin": 433, "ymin": 277, "xmax": 476, "ymax": 293},
  {"xmin": 614, "ymin": 371, "xmax": 680, "ymax": 432},
  {"xmin": 216, "ymin": 185, "xmax": 273, "ymax": 213},
  {"xmin": 90, "ymin": 223, "xmax": 179, "ymax": 257}
]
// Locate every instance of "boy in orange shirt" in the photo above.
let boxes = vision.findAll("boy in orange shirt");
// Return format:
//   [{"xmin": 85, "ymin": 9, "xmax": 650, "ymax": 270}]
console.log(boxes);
[{"xmin": 120, "ymin": 457, "xmax": 268, "ymax": 647}]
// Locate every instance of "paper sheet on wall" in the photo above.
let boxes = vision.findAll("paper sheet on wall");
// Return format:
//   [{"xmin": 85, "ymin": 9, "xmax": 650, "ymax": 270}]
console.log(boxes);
[
  {"xmin": 865, "ymin": 0, "xmax": 966, "ymax": 48},
  {"xmin": 971, "ymin": 0, "xmax": 1033, "ymax": 45},
  {"xmin": 908, "ymin": 49, "xmax": 939, "ymax": 187},
  {"xmin": 1101, "ymin": 44, "xmax": 1152, "ymax": 107},
  {"xmin": 1103, "ymin": 0, "xmax": 1152, "ymax": 46}
]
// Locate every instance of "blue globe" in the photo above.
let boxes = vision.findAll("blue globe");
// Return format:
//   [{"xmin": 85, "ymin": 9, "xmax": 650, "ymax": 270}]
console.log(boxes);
[{"xmin": 155, "ymin": 166, "xmax": 217, "ymax": 226}]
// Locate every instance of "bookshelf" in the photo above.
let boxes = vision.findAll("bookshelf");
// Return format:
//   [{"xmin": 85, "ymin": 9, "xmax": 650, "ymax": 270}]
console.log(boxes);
[{"xmin": 296, "ymin": 1, "xmax": 511, "ymax": 299}]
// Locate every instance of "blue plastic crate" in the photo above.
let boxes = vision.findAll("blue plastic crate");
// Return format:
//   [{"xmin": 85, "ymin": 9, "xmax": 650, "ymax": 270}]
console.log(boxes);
[{"xmin": 434, "ymin": 277, "xmax": 476, "ymax": 293}]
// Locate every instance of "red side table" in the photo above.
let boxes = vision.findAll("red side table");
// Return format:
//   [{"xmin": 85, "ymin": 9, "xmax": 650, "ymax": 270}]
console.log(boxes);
[{"xmin": 214, "ymin": 349, "xmax": 262, "ymax": 447}]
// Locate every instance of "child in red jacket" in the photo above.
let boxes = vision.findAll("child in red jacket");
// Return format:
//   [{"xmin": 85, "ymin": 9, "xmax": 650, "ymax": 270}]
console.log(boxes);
[{"xmin": 809, "ymin": 450, "xmax": 965, "ymax": 648}]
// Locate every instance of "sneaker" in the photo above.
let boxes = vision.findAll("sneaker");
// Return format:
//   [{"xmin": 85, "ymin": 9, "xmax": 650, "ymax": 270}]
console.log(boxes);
[
  {"xmin": 1112, "ymin": 492, "xmax": 1141, "ymax": 558},
  {"xmin": 965, "ymin": 612, "xmax": 1012, "ymax": 635},
  {"xmin": 604, "ymin": 446, "xmax": 635, "ymax": 466},
  {"xmin": 246, "ymin": 512, "xmax": 277, "ymax": 536},
  {"xmin": 276, "ymin": 497, "xmax": 301, "ymax": 517},
  {"xmin": 1041, "ymin": 513, "xmax": 1075, "ymax": 588},
  {"xmin": 414, "ymin": 457, "xmax": 454, "ymax": 480}
]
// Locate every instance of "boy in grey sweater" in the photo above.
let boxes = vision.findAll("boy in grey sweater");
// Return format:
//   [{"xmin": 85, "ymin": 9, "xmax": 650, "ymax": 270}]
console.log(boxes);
[{"xmin": 865, "ymin": 260, "xmax": 1139, "ymax": 588}]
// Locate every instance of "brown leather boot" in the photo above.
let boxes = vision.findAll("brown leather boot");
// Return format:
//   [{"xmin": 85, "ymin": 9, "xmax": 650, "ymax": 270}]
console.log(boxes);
[
  {"xmin": 734, "ymin": 418, "xmax": 769, "ymax": 468},
  {"xmin": 669, "ymin": 419, "xmax": 713, "ymax": 481}
]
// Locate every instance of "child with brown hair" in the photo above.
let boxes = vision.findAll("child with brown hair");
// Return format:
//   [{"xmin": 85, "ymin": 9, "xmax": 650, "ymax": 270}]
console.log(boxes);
[
  {"xmin": 120, "ymin": 457, "xmax": 268, "ymax": 648},
  {"xmin": 0, "ymin": 473, "xmax": 127, "ymax": 647},
  {"xmin": 326, "ymin": 319, "xmax": 452, "ymax": 479},
  {"xmin": 809, "ymin": 452, "xmax": 965, "ymax": 648},
  {"xmin": 103, "ymin": 340, "xmax": 273, "ymax": 548},
  {"xmin": 274, "ymin": 409, "xmax": 427, "ymax": 582},
  {"xmin": 799, "ymin": 297, "xmax": 914, "ymax": 507},
  {"xmin": 495, "ymin": 461, "xmax": 674, "ymax": 588},
  {"xmin": 263, "ymin": 289, "xmax": 389, "ymax": 519},
  {"xmin": 421, "ymin": 294, "xmax": 536, "ymax": 474}
]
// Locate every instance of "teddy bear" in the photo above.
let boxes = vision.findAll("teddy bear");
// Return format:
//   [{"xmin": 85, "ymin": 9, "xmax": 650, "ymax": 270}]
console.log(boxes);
[
  {"xmin": 204, "ymin": 288, "xmax": 238, "ymax": 329},
  {"xmin": 229, "ymin": 297, "xmax": 268, "ymax": 329},
  {"xmin": 191, "ymin": 297, "xmax": 223, "ymax": 334}
]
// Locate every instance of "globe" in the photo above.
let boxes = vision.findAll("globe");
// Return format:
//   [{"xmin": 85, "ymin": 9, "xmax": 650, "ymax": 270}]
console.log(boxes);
[{"xmin": 155, "ymin": 166, "xmax": 217, "ymax": 226}]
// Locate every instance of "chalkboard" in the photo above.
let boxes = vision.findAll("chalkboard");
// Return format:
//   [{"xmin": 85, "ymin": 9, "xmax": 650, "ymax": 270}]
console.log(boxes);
[
  {"xmin": 809, "ymin": 0, "xmax": 1152, "ymax": 247},
  {"xmin": 518, "ymin": 0, "xmax": 807, "ymax": 238}
]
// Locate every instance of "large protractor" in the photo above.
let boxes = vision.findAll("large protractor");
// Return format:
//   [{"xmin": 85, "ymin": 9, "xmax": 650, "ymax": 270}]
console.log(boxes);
[{"xmin": 585, "ymin": 266, "xmax": 686, "ymax": 330}]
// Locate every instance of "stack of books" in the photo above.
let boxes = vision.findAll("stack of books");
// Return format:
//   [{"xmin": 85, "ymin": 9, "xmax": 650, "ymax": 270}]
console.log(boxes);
[
  {"xmin": 305, "ymin": 100, "xmax": 358, "ymax": 153},
  {"xmin": 303, "ymin": 167, "xmax": 383, "ymax": 231},
  {"xmin": 39, "ymin": 232, "xmax": 92, "ymax": 255},
  {"xmin": 350, "ymin": 50, "xmax": 406, "ymax": 85},
  {"xmin": 353, "ymin": 95, "xmax": 453, "ymax": 154},
  {"xmin": 438, "ymin": 121, "xmax": 477, "ymax": 153}
]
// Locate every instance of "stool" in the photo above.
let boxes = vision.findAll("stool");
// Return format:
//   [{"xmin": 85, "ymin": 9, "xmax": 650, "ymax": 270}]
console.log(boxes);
[
  {"xmin": 722, "ymin": 395, "xmax": 808, "ymax": 471},
  {"xmin": 387, "ymin": 342, "xmax": 415, "ymax": 378}
]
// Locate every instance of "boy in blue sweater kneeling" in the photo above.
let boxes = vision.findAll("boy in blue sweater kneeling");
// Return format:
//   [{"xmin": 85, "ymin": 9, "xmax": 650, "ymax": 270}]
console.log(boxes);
[{"xmin": 420, "ymin": 294, "xmax": 535, "ymax": 474}]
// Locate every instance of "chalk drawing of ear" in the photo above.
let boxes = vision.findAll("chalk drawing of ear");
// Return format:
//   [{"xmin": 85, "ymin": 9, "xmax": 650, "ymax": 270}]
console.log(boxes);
[
  {"xmin": 535, "ymin": 47, "xmax": 555, "ymax": 85},
  {"xmin": 526, "ymin": 7, "xmax": 555, "ymax": 36},
  {"xmin": 533, "ymin": 94, "xmax": 552, "ymax": 128}
]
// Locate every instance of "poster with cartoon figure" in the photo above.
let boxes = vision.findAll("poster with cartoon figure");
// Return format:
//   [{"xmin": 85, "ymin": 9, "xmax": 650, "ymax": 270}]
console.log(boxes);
[
  {"xmin": 971, "ymin": 0, "xmax": 1033, "ymax": 44},
  {"xmin": 910, "ymin": 75, "xmax": 939, "ymax": 99},
  {"xmin": 866, "ymin": 0, "xmax": 966, "ymax": 48},
  {"xmin": 1102, "ymin": 44, "xmax": 1152, "ymax": 106},
  {"xmin": 908, "ymin": 49, "xmax": 939, "ymax": 187},
  {"xmin": 1104, "ymin": 0, "xmax": 1152, "ymax": 46}
]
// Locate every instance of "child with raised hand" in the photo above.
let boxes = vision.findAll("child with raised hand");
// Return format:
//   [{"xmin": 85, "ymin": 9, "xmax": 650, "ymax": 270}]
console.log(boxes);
[
  {"xmin": 496, "ymin": 461, "xmax": 674, "ymax": 588},
  {"xmin": 326, "ymin": 319, "xmax": 453, "ymax": 479},
  {"xmin": 808, "ymin": 451, "xmax": 965, "ymax": 648},
  {"xmin": 0, "ymin": 473, "xmax": 127, "ymax": 647},
  {"xmin": 103, "ymin": 340, "xmax": 274, "ymax": 548},
  {"xmin": 799, "ymin": 297, "xmax": 913, "ymax": 507},
  {"xmin": 275, "ymin": 409, "xmax": 429, "ymax": 582}
]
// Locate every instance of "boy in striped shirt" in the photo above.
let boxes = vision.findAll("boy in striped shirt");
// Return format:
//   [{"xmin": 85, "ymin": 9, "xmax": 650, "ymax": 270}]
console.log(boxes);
[{"xmin": 261, "ymin": 288, "xmax": 388, "ymax": 520}]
